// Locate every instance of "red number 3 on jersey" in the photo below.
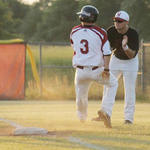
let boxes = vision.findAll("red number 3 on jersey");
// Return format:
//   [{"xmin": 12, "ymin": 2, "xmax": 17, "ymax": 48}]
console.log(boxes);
[{"xmin": 80, "ymin": 39, "xmax": 89, "ymax": 54}]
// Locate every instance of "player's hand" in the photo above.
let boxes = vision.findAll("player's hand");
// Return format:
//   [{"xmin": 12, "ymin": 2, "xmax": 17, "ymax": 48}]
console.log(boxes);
[
  {"xmin": 122, "ymin": 35, "xmax": 128, "ymax": 50},
  {"xmin": 122, "ymin": 35, "xmax": 128, "ymax": 46},
  {"xmin": 102, "ymin": 70, "xmax": 110, "ymax": 80}
]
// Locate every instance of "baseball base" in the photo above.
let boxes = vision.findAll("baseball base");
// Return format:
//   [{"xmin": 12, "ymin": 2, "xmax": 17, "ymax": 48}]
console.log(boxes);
[
  {"xmin": 14, "ymin": 127, "xmax": 48, "ymax": 135},
  {"xmin": 0, "ymin": 118, "xmax": 48, "ymax": 136}
]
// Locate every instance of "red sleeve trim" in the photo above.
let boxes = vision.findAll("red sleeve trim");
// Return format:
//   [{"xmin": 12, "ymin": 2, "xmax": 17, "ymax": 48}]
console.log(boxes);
[
  {"xmin": 70, "ymin": 39, "xmax": 73, "ymax": 44},
  {"xmin": 72, "ymin": 24, "xmax": 82, "ymax": 30},
  {"xmin": 91, "ymin": 26, "xmax": 108, "ymax": 53},
  {"xmin": 71, "ymin": 25, "xmax": 82, "ymax": 36},
  {"xmin": 93, "ymin": 26, "xmax": 108, "ymax": 44}
]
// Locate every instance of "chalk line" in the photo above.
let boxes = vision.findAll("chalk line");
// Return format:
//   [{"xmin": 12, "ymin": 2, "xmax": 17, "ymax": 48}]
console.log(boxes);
[
  {"xmin": 0, "ymin": 118, "xmax": 23, "ymax": 128},
  {"xmin": 68, "ymin": 136, "xmax": 108, "ymax": 150}
]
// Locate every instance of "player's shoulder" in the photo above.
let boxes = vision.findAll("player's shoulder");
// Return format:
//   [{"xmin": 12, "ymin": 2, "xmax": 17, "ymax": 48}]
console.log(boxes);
[
  {"xmin": 71, "ymin": 24, "xmax": 82, "ymax": 35},
  {"xmin": 71, "ymin": 25, "xmax": 82, "ymax": 31},
  {"xmin": 107, "ymin": 25, "xmax": 116, "ymax": 33},
  {"xmin": 128, "ymin": 27, "xmax": 139, "ymax": 35},
  {"xmin": 92, "ymin": 25, "xmax": 107, "ymax": 35}
]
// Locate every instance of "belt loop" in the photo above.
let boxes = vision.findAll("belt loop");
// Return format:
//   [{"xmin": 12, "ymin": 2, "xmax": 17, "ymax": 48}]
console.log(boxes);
[
  {"xmin": 77, "ymin": 66, "xmax": 84, "ymax": 69},
  {"xmin": 76, "ymin": 66, "xmax": 99, "ymax": 70},
  {"xmin": 92, "ymin": 66, "xmax": 99, "ymax": 70}
]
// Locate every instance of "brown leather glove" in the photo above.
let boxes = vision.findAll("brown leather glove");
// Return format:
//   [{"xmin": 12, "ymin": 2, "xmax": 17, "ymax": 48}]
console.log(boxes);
[{"xmin": 102, "ymin": 69, "xmax": 110, "ymax": 80}]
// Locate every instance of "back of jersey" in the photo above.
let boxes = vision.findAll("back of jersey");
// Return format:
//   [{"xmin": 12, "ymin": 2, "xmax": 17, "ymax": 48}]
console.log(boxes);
[{"xmin": 70, "ymin": 25, "xmax": 110, "ymax": 67}]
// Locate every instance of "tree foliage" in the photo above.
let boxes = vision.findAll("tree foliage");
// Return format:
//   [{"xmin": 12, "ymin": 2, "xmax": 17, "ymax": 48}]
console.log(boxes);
[
  {"xmin": 121, "ymin": 0, "xmax": 150, "ymax": 41},
  {"xmin": 34, "ymin": 0, "xmax": 79, "ymax": 42},
  {"xmin": 0, "ymin": 0, "xmax": 14, "ymax": 39},
  {"xmin": 19, "ymin": 3, "xmax": 43, "ymax": 41},
  {"xmin": 90, "ymin": 0, "xmax": 121, "ymax": 29},
  {"xmin": 0, "ymin": 0, "xmax": 150, "ymax": 41}
]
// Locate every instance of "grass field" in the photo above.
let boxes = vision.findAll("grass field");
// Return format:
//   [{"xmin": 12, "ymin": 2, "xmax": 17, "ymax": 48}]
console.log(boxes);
[{"xmin": 0, "ymin": 100, "xmax": 150, "ymax": 150}]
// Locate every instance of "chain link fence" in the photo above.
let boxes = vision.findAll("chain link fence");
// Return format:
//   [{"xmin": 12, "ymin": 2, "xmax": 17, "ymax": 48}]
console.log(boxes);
[
  {"xmin": 26, "ymin": 41, "xmax": 150, "ymax": 100},
  {"xmin": 140, "ymin": 40, "xmax": 150, "ymax": 93}
]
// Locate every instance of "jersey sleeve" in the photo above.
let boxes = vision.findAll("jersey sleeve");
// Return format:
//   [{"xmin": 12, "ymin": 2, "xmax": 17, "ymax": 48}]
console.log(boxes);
[
  {"xmin": 102, "ymin": 40, "xmax": 112, "ymax": 55},
  {"xmin": 101, "ymin": 28, "xmax": 112, "ymax": 56},
  {"xmin": 70, "ymin": 25, "xmax": 81, "ymax": 47}
]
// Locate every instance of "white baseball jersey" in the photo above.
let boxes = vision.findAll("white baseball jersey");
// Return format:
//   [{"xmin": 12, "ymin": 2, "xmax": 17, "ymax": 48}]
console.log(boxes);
[{"xmin": 70, "ymin": 25, "xmax": 111, "ymax": 67}]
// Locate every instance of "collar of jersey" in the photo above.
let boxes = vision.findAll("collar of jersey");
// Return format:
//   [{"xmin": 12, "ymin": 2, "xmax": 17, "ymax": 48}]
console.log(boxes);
[{"xmin": 81, "ymin": 24, "xmax": 94, "ymax": 28}]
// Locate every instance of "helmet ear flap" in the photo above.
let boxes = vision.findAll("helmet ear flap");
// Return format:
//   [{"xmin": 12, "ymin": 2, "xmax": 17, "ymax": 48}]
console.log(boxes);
[
  {"xmin": 77, "ymin": 5, "xmax": 99, "ymax": 23},
  {"xmin": 79, "ymin": 14, "xmax": 97, "ymax": 23},
  {"xmin": 90, "ymin": 14, "xmax": 97, "ymax": 22},
  {"xmin": 79, "ymin": 15, "xmax": 89, "ymax": 22}
]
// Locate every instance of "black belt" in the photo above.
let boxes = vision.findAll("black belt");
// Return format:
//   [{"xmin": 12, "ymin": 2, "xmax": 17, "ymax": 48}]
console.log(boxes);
[{"xmin": 77, "ymin": 66, "xmax": 99, "ymax": 70}]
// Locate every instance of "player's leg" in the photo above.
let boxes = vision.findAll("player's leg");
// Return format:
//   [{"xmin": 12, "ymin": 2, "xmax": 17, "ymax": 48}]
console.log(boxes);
[
  {"xmin": 101, "ymin": 69, "xmax": 122, "ymax": 114},
  {"xmin": 101, "ymin": 71, "xmax": 119, "ymax": 117},
  {"xmin": 103, "ymin": 70, "xmax": 122, "ymax": 114},
  {"xmin": 111, "ymin": 70, "xmax": 122, "ymax": 79},
  {"xmin": 123, "ymin": 71, "xmax": 138, "ymax": 123},
  {"xmin": 92, "ymin": 70, "xmax": 118, "ymax": 128},
  {"xmin": 101, "ymin": 54, "xmax": 122, "ymax": 116},
  {"xmin": 75, "ymin": 69, "xmax": 91, "ymax": 122}
]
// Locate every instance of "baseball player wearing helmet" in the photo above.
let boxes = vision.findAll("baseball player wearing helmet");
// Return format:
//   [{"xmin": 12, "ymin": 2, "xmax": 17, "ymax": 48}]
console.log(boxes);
[
  {"xmin": 94, "ymin": 11, "xmax": 139, "ymax": 124},
  {"xmin": 70, "ymin": 5, "xmax": 118, "ymax": 128}
]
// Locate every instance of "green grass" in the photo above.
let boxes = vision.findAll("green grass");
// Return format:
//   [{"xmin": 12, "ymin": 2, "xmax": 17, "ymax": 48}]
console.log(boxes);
[
  {"xmin": 27, "ymin": 45, "xmax": 73, "ymax": 65},
  {"xmin": 25, "ymin": 45, "xmax": 75, "ymax": 99},
  {"xmin": 0, "ymin": 100, "xmax": 150, "ymax": 150}
]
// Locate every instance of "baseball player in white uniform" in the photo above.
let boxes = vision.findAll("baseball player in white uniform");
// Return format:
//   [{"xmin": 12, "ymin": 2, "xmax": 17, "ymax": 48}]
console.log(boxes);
[
  {"xmin": 70, "ymin": 5, "xmax": 118, "ymax": 128},
  {"xmin": 94, "ymin": 11, "xmax": 139, "ymax": 124}
]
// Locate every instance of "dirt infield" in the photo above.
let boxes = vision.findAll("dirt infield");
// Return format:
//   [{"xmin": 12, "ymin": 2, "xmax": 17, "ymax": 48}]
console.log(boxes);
[{"xmin": 0, "ymin": 123, "xmax": 14, "ymax": 136}]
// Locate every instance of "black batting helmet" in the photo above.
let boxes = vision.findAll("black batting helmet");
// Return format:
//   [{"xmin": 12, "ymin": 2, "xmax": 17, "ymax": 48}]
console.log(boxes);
[{"xmin": 77, "ymin": 5, "xmax": 99, "ymax": 23}]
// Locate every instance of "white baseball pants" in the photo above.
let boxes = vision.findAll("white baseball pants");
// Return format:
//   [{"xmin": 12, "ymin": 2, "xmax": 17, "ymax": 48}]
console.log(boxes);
[
  {"xmin": 108, "ymin": 55, "xmax": 139, "ymax": 122},
  {"xmin": 75, "ymin": 66, "xmax": 118, "ymax": 121}
]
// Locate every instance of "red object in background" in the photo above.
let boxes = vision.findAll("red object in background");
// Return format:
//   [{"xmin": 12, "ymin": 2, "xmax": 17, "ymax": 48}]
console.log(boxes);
[{"xmin": 0, "ymin": 44, "xmax": 26, "ymax": 99}]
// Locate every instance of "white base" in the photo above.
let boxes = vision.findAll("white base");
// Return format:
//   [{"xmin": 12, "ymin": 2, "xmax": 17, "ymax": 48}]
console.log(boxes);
[{"xmin": 14, "ymin": 127, "xmax": 48, "ymax": 135}]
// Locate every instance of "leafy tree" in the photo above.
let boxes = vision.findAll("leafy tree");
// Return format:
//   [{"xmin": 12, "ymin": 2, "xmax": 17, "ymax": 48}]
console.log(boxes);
[
  {"xmin": 89, "ymin": 0, "xmax": 121, "ymax": 29},
  {"xmin": 34, "ymin": 0, "xmax": 79, "ymax": 42},
  {"xmin": 0, "ymin": 0, "xmax": 14, "ymax": 39},
  {"xmin": 5, "ymin": 0, "xmax": 31, "ymax": 37},
  {"xmin": 20, "ymin": 3, "xmax": 42, "ymax": 41},
  {"xmin": 6, "ymin": 0, "xmax": 30, "ymax": 19},
  {"xmin": 1, "ymin": 0, "xmax": 149, "ymax": 41},
  {"xmin": 37, "ymin": 0, "xmax": 53, "ymax": 9},
  {"xmin": 121, "ymin": 0, "xmax": 150, "ymax": 40},
  {"xmin": 75, "ymin": 0, "xmax": 121, "ymax": 28}
]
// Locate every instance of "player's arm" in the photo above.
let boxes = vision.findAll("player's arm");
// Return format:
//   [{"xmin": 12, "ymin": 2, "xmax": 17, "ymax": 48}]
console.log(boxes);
[
  {"xmin": 123, "ymin": 48, "xmax": 136, "ymax": 59},
  {"xmin": 103, "ymin": 55, "xmax": 111, "ymax": 70},
  {"xmin": 102, "ymin": 55, "xmax": 111, "ymax": 79},
  {"xmin": 122, "ymin": 35, "xmax": 138, "ymax": 59},
  {"xmin": 102, "ymin": 40, "xmax": 112, "ymax": 69},
  {"xmin": 102, "ymin": 40, "xmax": 112, "ymax": 79}
]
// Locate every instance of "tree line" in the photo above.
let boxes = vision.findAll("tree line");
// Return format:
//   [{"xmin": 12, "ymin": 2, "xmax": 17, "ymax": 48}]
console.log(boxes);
[{"xmin": 0, "ymin": 0, "xmax": 150, "ymax": 42}]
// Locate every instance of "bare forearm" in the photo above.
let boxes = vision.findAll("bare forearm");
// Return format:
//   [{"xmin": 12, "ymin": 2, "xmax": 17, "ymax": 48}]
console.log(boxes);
[
  {"xmin": 103, "ymin": 55, "xmax": 111, "ymax": 69},
  {"xmin": 123, "ymin": 47, "xmax": 136, "ymax": 59}
]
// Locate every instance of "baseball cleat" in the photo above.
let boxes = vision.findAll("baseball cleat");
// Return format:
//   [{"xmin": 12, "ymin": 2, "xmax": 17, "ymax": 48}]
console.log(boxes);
[
  {"xmin": 98, "ymin": 110, "xmax": 112, "ymax": 128},
  {"xmin": 91, "ymin": 116, "xmax": 102, "ymax": 121},
  {"xmin": 124, "ymin": 120, "xmax": 132, "ymax": 124}
]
